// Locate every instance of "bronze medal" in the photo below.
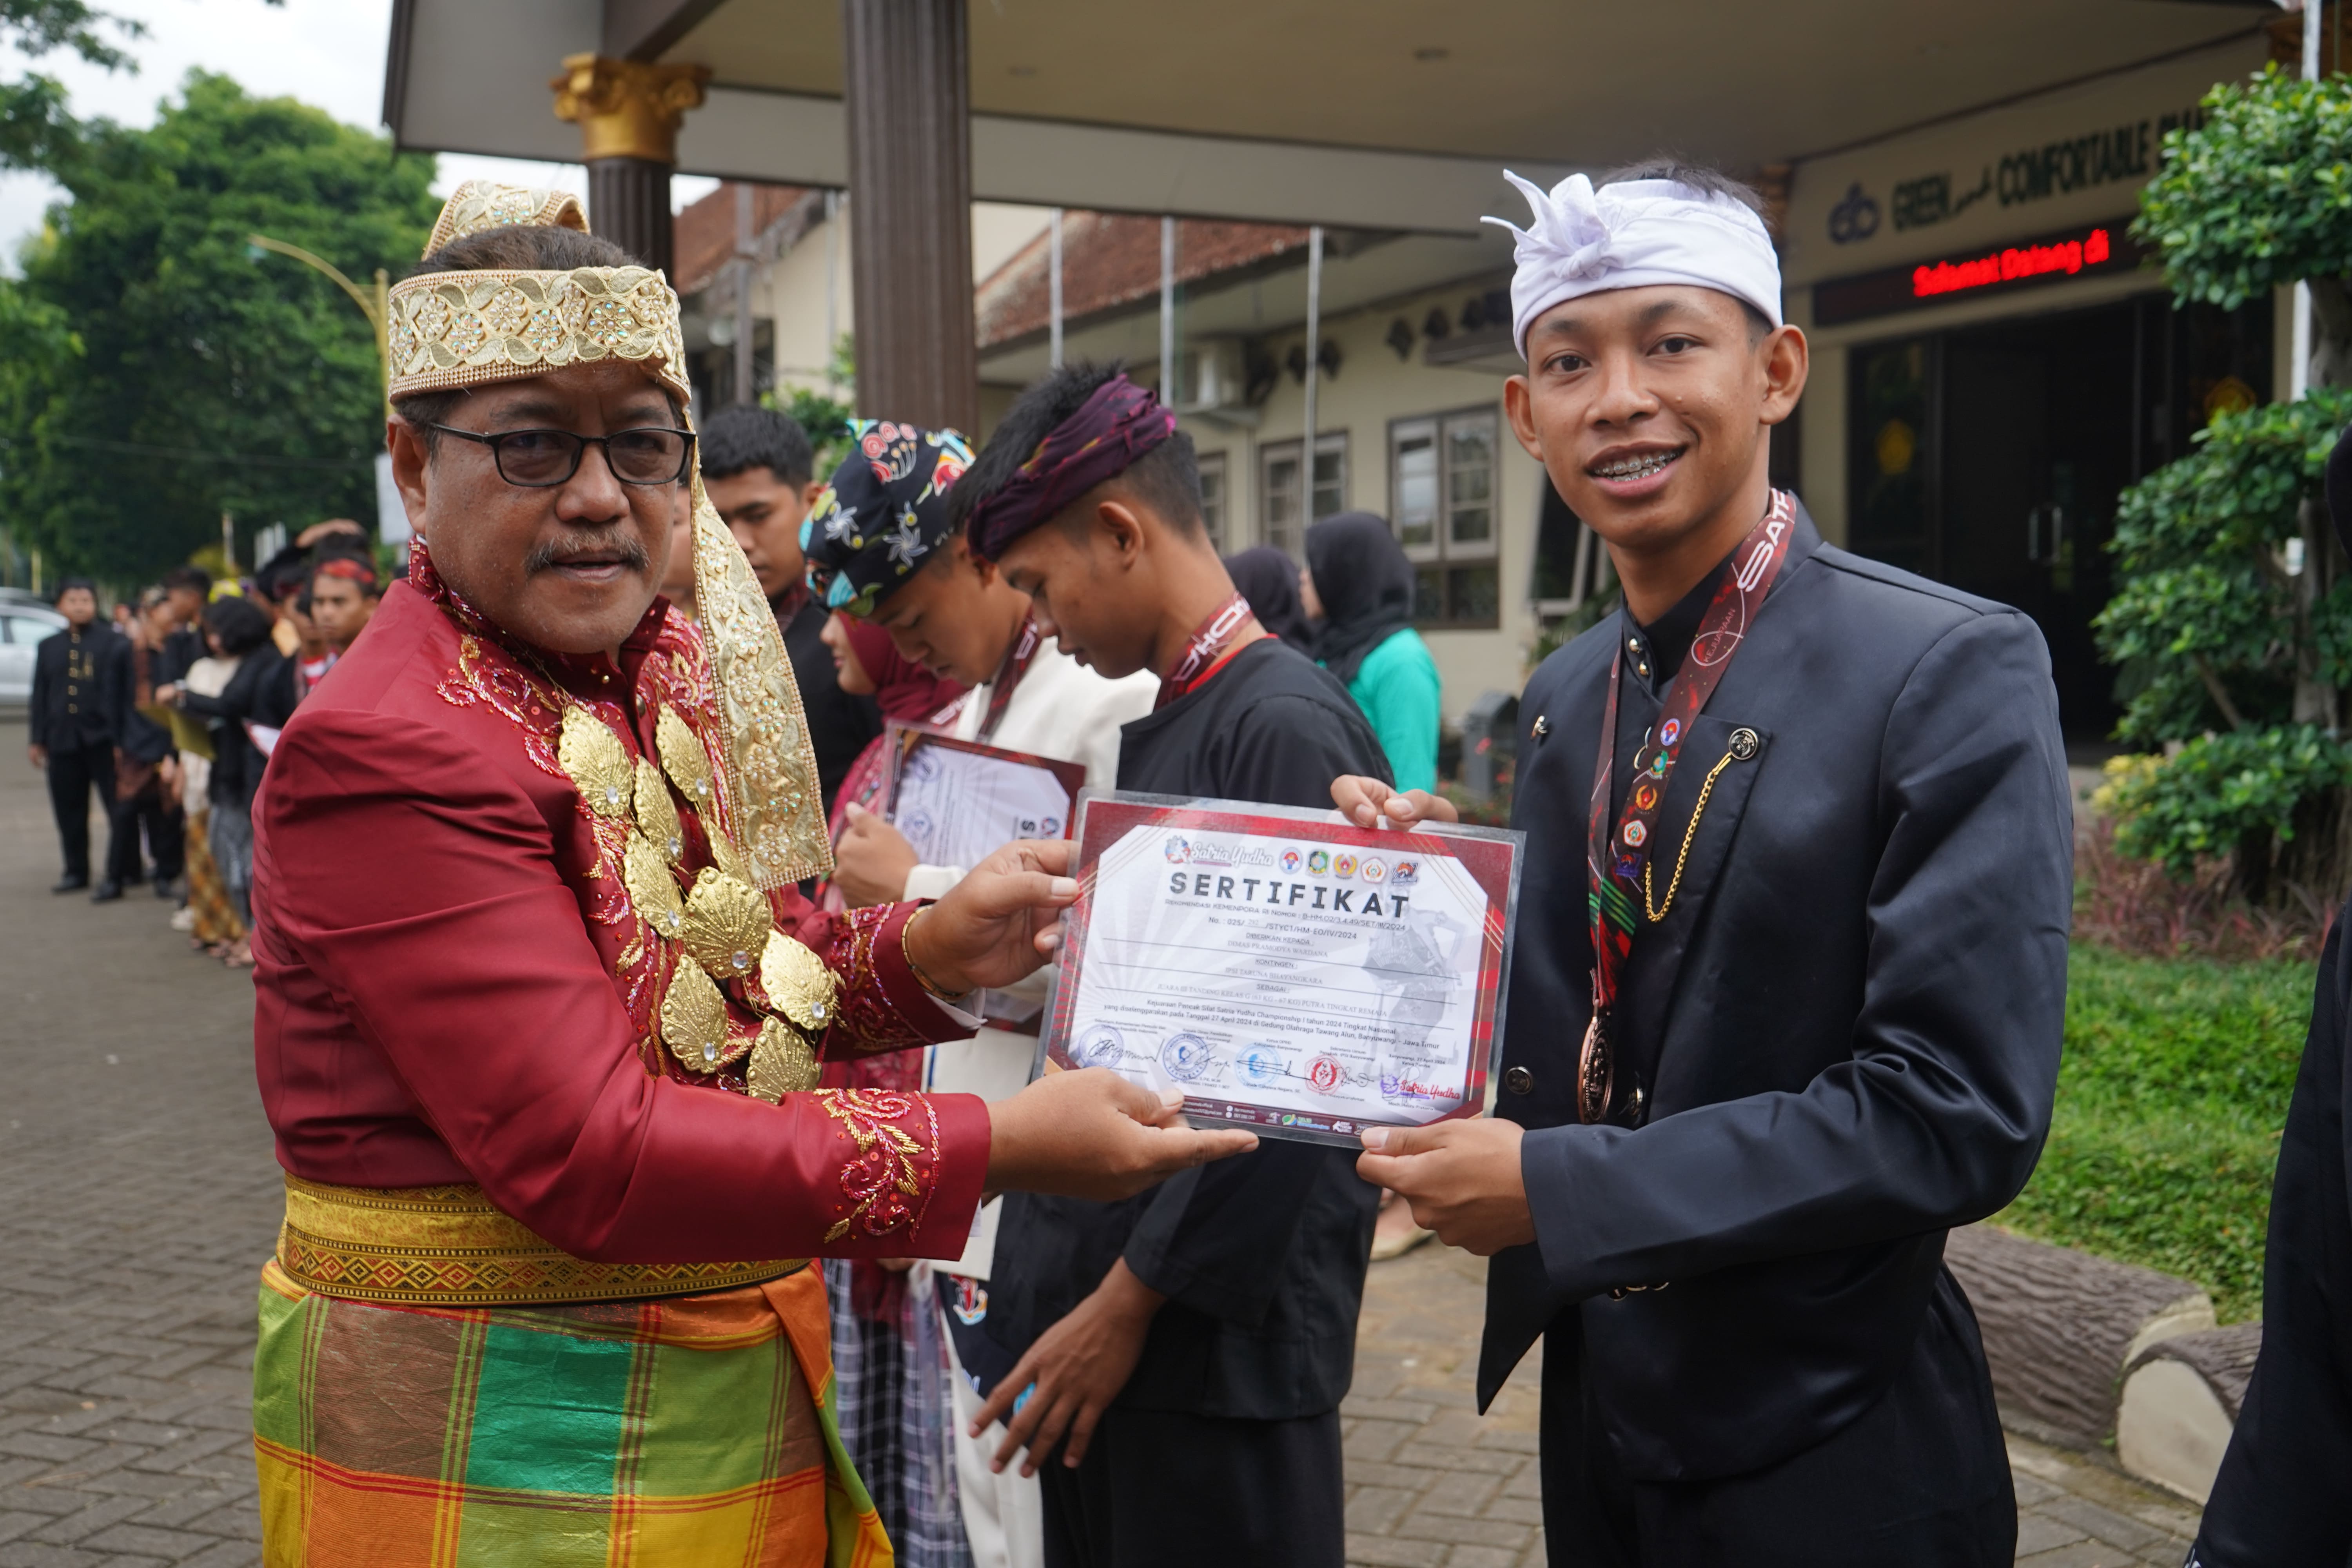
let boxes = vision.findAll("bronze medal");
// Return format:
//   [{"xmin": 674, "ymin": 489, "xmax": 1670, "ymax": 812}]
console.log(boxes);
[{"xmin": 1577, "ymin": 1007, "xmax": 1613, "ymax": 1126}]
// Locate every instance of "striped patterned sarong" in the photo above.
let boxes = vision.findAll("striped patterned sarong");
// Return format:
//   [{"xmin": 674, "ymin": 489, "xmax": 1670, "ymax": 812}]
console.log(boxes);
[{"xmin": 252, "ymin": 1259, "xmax": 893, "ymax": 1567}]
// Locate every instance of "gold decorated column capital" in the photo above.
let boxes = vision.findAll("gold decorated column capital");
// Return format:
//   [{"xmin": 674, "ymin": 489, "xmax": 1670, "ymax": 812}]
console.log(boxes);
[{"xmin": 551, "ymin": 54, "xmax": 711, "ymax": 165}]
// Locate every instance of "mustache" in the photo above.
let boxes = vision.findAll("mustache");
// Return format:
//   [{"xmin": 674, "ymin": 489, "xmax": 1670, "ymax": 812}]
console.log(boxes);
[{"xmin": 525, "ymin": 528, "xmax": 652, "ymax": 575}]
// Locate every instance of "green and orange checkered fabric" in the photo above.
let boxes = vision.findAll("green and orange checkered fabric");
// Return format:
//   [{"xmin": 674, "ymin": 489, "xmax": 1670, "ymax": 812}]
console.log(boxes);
[{"xmin": 252, "ymin": 1259, "xmax": 892, "ymax": 1567}]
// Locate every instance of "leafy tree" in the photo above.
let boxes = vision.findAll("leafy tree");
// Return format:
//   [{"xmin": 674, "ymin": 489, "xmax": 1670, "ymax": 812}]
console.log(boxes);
[
  {"xmin": 2108, "ymin": 66, "xmax": 2352, "ymax": 901},
  {"xmin": 0, "ymin": 71, "xmax": 436, "ymax": 580},
  {"xmin": 0, "ymin": 1, "xmax": 141, "ymax": 173}
]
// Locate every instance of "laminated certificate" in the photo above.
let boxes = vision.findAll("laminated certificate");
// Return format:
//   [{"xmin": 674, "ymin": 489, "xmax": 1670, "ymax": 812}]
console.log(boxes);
[
  {"xmin": 1038, "ymin": 792, "xmax": 1526, "ymax": 1147},
  {"xmin": 882, "ymin": 721, "xmax": 1090, "ymax": 867}
]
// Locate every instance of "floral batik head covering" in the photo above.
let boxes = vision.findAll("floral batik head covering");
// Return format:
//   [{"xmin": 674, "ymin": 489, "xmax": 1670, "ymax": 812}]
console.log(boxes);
[{"xmin": 800, "ymin": 421, "xmax": 973, "ymax": 618}]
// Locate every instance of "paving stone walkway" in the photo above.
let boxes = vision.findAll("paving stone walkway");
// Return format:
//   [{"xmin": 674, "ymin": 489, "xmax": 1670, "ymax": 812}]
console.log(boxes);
[
  {"xmin": 0, "ymin": 719, "xmax": 275, "ymax": 1566},
  {"xmin": 0, "ymin": 717, "xmax": 2205, "ymax": 1566},
  {"xmin": 1345, "ymin": 1236, "xmax": 2205, "ymax": 1567}
]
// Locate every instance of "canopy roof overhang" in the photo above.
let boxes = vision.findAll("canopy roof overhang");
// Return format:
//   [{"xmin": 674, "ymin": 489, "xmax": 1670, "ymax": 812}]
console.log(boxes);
[{"xmin": 386, "ymin": 0, "xmax": 2276, "ymax": 238}]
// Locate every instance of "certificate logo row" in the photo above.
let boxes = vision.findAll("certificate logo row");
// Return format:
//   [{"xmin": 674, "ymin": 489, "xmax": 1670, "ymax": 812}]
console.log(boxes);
[{"xmin": 1161, "ymin": 834, "xmax": 1419, "ymax": 887}]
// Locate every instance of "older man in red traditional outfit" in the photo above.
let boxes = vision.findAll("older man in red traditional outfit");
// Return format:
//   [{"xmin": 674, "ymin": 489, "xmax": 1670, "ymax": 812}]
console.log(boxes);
[{"xmin": 245, "ymin": 184, "xmax": 1250, "ymax": 1568}]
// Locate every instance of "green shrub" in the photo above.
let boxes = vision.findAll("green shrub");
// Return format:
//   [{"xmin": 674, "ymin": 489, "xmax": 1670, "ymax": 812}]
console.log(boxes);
[
  {"xmin": 2136, "ymin": 64, "xmax": 2352, "ymax": 311},
  {"xmin": 1999, "ymin": 944, "xmax": 2313, "ymax": 1322},
  {"xmin": 2107, "ymin": 69, "xmax": 2352, "ymax": 904},
  {"xmin": 2097, "ymin": 389, "xmax": 2352, "ymax": 747},
  {"xmin": 2098, "ymin": 726, "xmax": 2352, "ymax": 879}
]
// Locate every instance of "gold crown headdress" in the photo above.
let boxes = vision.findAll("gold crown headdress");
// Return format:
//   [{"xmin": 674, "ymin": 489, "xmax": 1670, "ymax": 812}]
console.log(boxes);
[{"xmin": 391, "ymin": 181, "xmax": 831, "ymax": 887}]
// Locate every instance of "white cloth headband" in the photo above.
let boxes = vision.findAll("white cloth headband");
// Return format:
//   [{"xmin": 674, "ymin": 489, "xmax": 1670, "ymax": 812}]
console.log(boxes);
[{"xmin": 1485, "ymin": 172, "xmax": 1783, "ymax": 357}]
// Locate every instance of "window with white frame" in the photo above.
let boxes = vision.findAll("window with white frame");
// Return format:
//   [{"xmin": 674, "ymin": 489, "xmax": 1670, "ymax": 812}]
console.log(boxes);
[
  {"xmin": 1257, "ymin": 433, "xmax": 1347, "ymax": 559},
  {"xmin": 1196, "ymin": 450, "xmax": 1229, "ymax": 552},
  {"xmin": 1391, "ymin": 408, "xmax": 1500, "ymax": 629}
]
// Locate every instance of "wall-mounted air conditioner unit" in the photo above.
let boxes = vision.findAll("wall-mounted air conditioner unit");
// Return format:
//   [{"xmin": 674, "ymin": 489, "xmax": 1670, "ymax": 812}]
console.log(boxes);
[{"xmin": 1172, "ymin": 341, "xmax": 1256, "ymax": 425}]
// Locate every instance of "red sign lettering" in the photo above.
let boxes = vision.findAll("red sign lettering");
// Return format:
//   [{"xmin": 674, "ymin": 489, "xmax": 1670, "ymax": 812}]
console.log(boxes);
[{"xmin": 1911, "ymin": 227, "xmax": 2114, "ymax": 301}]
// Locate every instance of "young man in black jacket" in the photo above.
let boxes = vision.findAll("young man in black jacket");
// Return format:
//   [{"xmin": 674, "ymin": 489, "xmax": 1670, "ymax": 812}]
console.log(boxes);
[
  {"xmin": 953, "ymin": 363, "xmax": 1390, "ymax": 1568},
  {"xmin": 1338, "ymin": 162, "xmax": 2072, "ymax": 1567},
  {"xmin": 2184, "ymin": 427, "xmax": 2352, "ymax": 1567},
  {"xmin": 28, "ymin": 577, "xmax": 131, "ymax": 898}
]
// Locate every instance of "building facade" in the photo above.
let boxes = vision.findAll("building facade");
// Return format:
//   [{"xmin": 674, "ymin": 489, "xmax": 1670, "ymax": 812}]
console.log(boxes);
[{"xmin": 668, "ymin": 23, "xmax": 2285, "ymax": 734}]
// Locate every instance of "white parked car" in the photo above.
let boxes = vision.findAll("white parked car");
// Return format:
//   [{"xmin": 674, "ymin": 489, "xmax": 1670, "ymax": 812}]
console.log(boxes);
[{"xmin": 0, "ymin": 603, "xmax": 69, "ymax": 708}]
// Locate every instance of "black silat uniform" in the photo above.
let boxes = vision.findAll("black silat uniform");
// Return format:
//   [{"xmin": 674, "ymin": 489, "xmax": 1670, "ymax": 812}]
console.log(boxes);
[
  {"xmin": 2188, "ymin": 428, "xmax": 2352, "ymax": 1568},
  {"xmin": 29, "ymin": 621, "xmax": 129, "ymax": 885},
  {"xmin": 982, "ymin": 636, "xmax": 1392, "ymax": 1568},
  {"xmin": 1495, "ymin": 503, "xmax": 2070, "ymax": 1567}
]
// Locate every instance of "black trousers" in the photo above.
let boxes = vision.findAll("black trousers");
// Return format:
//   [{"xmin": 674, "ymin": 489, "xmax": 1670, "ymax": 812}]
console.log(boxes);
[
  {"xmin": 44, "ymin": 741, "xmax": 117, "ymax": 881},
  {"xmin": 1541, "ymin": 1271, "xmax": 2015, "ymax": 1568},
  {"xmin": 1039, "ymin": 1406, "xmax": 1344, "ymax": 1568},
  {"xmin": 107, "ymin": 777, "xmax": 183, "ymax": 885}
]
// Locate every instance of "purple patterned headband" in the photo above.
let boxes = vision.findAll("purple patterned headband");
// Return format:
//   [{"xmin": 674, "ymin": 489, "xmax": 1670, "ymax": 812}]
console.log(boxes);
[{"xmin": 964, "ymin": 374, "xmax": 1179, "ymax": 560}]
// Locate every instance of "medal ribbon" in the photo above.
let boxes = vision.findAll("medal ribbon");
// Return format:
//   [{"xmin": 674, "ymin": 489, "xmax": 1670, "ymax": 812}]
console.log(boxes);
[
  {"xmin": 975, "ymin": 616, "xmax": 1043, "ymax": 743},
  {"xmin": 1155, "ymin": 592, "xmax": 1259, "ymax": 709},
  {"xmin": 1579, "ymin": 490, "xmax": 1795, "ymax": 1124}
]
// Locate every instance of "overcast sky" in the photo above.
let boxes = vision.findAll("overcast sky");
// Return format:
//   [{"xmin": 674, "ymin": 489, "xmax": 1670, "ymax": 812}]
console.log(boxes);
[{"xmin": 0, "ymin": 0, "xmax": 715, "ymax": 269}]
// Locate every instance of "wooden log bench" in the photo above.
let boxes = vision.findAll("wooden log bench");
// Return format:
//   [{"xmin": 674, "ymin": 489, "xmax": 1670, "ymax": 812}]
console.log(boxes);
[
  {"xmin": 2117, "ymin": 1324, "xmax": 2263, "ymax": 1503},
  {"xmin": 1944, "ymin": 1223, "xmax": 2215, "ymax": 1447}
]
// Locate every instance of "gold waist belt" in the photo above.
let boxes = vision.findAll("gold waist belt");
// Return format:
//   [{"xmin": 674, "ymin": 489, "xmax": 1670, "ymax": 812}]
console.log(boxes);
[{"xmin": 276, "ymin": 1174, "xmax": 805, "ymax": 1307}]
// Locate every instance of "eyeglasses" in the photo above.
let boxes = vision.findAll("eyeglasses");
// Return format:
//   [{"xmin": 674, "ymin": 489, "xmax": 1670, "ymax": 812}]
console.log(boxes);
[{"xmin": 429, "ymin": 424, "xmax": 697, "ymax": 488}]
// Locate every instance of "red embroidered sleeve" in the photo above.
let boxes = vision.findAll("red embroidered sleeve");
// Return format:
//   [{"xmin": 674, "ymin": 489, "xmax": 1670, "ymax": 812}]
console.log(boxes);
[
  {"xmin": 804, "ymin": 1087, "xmax": 956, "ymax": 1243},
  {"xmin": 797, "ymin": 900, "xmax": 970, "ymax": 1059}
]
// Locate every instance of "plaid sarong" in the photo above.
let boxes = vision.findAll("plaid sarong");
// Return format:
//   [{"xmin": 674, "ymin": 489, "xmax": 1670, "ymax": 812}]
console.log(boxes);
[
  {"xmin": 253, "ymin": 1259, "xmax": 893, "ymax": 1567},
  {"xmin": 824, "ymin": 1260, "xmax": 971, "ymax": 1568}
]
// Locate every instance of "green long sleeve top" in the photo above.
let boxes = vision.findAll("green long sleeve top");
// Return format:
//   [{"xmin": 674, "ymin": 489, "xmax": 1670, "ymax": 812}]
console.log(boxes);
[{"xmin": 1335, "ymin": 627, "xmax": 1442, "ymax": 794}]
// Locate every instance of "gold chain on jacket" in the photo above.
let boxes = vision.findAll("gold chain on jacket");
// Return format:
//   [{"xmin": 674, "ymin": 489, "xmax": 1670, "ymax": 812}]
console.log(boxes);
[{"xmin": 556, "ymin": 701, "xmax": 830, "ymax": 1102}]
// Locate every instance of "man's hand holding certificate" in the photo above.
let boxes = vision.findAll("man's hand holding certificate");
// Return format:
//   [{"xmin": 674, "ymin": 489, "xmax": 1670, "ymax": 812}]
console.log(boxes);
[
  {"xmin": 1328, "ymin": 774, "xmax": 1535, "ymax": 1254},
  {"xmin": 1040, "ymin": 792, "xmax": 1525, "ymax": 1147}
]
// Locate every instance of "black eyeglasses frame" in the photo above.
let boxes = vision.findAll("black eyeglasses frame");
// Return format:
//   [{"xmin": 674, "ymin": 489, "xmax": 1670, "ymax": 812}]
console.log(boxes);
[{"xmin": 426, "ymin": 424, "xmax": 699, "ymax": 489}]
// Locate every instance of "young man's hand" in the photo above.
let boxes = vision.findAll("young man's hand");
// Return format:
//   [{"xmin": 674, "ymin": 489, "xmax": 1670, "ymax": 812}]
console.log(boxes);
[
  {"xmin": 1357, "ymin": 1118, "xmax": 1535, "ymax": 1255},
  {"xmin": 833, "ymin": 802, "xmax": 921, "ymax": 907},
  {"xmin": 986, "ymin": 1067, "xmax": 1256, "ymax": 1200},
  {"xmin": 970, "ymin": 1258, "xmax": 1164, "ymax": 1476},
  {"xmin": 26, "ymin": 744, "xmax": 45, "ymax": 769},
  {"xmin": 1331, "ymin": 775, "xmax": 1458, "ymax": 830},
  {"xmin": 906, "ymin": 837, "xmax": 1078, "ymax": 993}
]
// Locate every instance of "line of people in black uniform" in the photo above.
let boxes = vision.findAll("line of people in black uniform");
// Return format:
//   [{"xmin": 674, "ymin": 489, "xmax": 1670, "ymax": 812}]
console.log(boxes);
[
  {"xmin": 28, "ymin": 569, "xmax": 203, "ymax": 902},
  {"xmin": 25, "ymin": 527, "xmax": 385, "ymax": 968}
]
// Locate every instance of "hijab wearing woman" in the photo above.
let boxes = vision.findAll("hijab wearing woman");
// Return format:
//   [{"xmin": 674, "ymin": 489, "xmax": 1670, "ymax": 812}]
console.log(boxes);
[
  {"xmin": 1303, "ymin": 510, "xmax": 1443, "ymax": 794},
  {"xmin": 1303, "ymin": 512, "xmax": 1417, "ymax": 681},
  {"xmin": 1223, "ymin": 545, "xmax": 1314, "ymax": 650}
]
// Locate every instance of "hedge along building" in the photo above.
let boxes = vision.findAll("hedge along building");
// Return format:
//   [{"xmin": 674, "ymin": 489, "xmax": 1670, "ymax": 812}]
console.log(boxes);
[{"xmin": 384, "ymin": 0, "xmax": 2289, "ymax": 729}]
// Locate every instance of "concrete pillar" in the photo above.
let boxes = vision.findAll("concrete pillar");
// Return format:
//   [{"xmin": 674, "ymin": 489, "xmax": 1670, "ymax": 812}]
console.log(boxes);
[
  {"xmin": 841, "ymin": 0, "xmax": 978, "ymax": 433},
  {"xmin": 551, "ymin": 54, "xmax": 711, "ymax": 276}
]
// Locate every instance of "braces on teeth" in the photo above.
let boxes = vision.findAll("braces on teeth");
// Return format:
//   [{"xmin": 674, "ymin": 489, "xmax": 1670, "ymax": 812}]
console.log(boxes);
[{"xmin": 1595, "ymin": 450, "xmax": 1679, "ymax": 479}]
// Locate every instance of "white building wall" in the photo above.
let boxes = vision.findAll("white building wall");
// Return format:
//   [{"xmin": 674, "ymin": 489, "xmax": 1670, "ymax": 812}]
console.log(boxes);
[
  {"xmin": 750, "ymin": 201, "xmax": 1053, "ymax": 404},
  {"xmin": 742, "ymin": 205, "xmax": 1552, "ymax": 719},
  {"xmin": 1180, "ymin": 295, "xmax": 1541, "ymax": 721}
]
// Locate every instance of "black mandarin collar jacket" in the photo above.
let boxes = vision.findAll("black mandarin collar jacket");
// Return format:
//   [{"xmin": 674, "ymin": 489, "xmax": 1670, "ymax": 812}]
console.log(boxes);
[
  {"xmin": 1486, "ymin": 505, "xmax": 2073, "ymax": 1481},
  {"xmin": 29, "ymin": 622, "xmax": 129, "ymax": 752}
]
